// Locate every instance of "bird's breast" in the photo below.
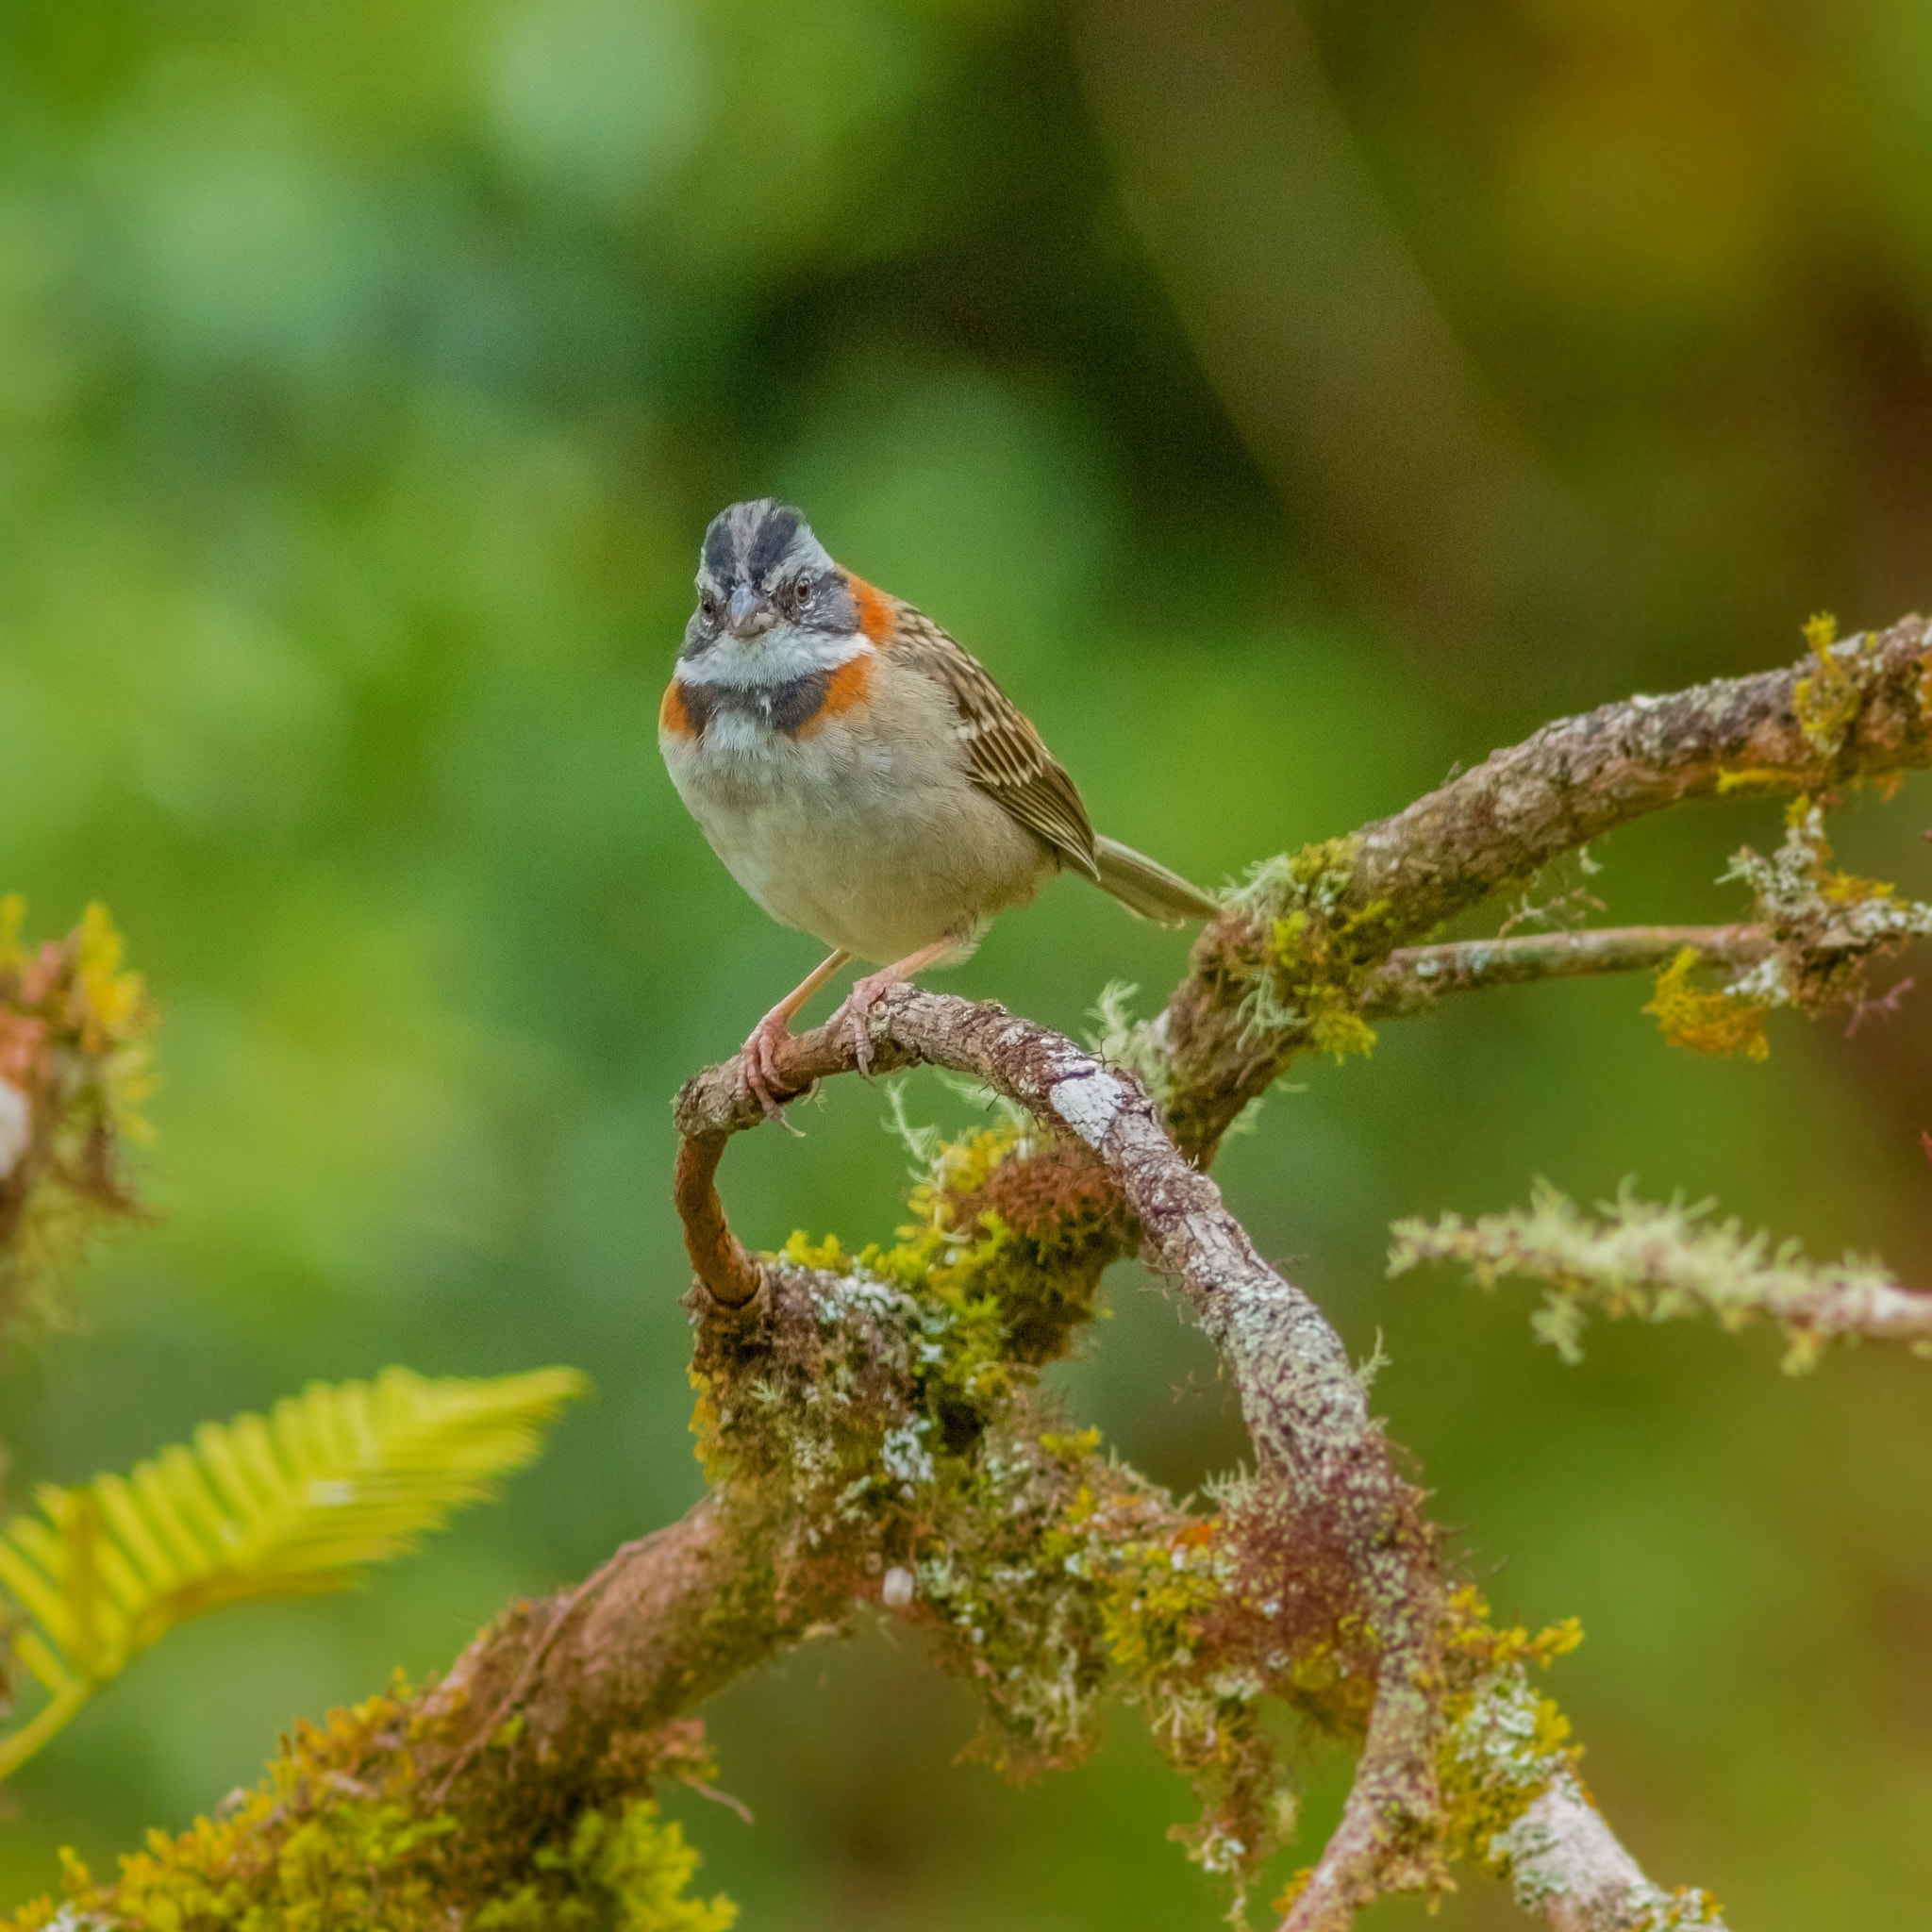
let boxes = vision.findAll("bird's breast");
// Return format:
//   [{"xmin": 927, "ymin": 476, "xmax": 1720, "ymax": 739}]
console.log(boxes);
[{"xmin": 658, "ymin": 652, "xmax": 1045, "ymax": 961}]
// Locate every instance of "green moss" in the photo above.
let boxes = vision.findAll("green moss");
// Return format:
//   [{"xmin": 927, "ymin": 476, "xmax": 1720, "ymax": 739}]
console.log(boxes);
[
  {"xmin": 1229, "ymin": 839, "xmax": 1401, "ymax": 1063},
  {"xmin": 7, "ymin": 1690, "xmax": 735, "ymax": 1932},
  {"xmin": 475, "ymin": 1801, "xmax": 735, "ymax": 1932}
]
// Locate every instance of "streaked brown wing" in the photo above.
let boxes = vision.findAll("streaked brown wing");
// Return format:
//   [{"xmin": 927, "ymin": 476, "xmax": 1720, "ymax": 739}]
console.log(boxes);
[{"xmin": 889, "ymin": 603, "xmax": 1099, "ymax": 880}]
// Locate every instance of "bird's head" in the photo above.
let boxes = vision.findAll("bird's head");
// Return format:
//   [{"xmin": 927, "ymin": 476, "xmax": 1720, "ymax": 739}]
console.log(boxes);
[{"xmin": 683, "ymin": 499, "xmax": 860, "ymax": 678}]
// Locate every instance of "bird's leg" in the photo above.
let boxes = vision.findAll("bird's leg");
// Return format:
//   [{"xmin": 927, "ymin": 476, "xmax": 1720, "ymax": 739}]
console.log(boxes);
[
  {"xmin": 835, "ymin": 937, "xmax": 962, "ymax": 1076},
  {"xmin": 739, "ymin": 949, "xmax": 851, "ymax": 1121}
]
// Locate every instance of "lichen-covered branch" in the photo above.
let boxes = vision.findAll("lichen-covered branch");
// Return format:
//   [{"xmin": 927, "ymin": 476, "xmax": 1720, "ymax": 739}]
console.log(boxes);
[
  {"xmin": 1393, "ymin": 1179, "xmax": 1932, "ymax": 1372},
  {"xmin": 1437, "ymin": 1596, "xmax": 1725, "ymax": 1931},
  {"xmin": 1161, "ymin": 614, "xmax": 1932, "ymax": 1152},
  {"xmin": 12, "ymin": 1498, "xmax": 821, "ymax": 1928},
  {"xmin": 670, "ymin": 992, "xmax": 1733, "ymax": 1929}
]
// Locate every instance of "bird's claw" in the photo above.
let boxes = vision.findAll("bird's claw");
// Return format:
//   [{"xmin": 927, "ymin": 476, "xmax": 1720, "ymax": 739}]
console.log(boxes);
[
  {"xmin": 736, "ymin": 1014, "xmax": 804, "ymax": 1130},
  {"xmin": 837, "ymin": 976, "xmax": 885, "ymax": 1079}
]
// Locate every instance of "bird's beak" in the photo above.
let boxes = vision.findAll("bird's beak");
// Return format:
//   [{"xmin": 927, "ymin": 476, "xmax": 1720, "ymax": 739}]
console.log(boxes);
[{"xmin": 727, "ymin": 585, "xmax": 773, "ymax": 637}]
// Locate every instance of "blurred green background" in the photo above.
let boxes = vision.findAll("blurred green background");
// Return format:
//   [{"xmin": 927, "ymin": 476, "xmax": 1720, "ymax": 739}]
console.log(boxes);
[{"xmin": 3, "ymin": 0, "xmax": 1930, "ymax": 1924}]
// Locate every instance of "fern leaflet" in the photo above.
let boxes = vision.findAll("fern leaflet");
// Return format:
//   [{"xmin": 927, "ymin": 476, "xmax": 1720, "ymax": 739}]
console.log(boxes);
[{"xmin": 0, "ymin": 1364, "xmax": 586, "ymax": 1775}]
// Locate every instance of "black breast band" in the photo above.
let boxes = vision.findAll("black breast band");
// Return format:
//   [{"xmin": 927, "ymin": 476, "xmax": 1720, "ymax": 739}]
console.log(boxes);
[{"xmin": 678, "ymin": 670, "xmax": 829, "ymax": 739}]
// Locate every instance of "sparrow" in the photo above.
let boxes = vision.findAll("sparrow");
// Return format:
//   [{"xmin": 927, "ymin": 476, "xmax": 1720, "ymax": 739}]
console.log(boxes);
[{"xmin": 659, "ymin": 498, "xmax": 1223, "ymax": 1117}]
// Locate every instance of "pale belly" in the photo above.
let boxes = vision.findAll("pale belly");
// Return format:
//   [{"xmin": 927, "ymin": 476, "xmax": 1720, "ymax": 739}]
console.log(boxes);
[{"xmin": 662, "ymin": 709, "xmax": 1049, "ymax": 964}]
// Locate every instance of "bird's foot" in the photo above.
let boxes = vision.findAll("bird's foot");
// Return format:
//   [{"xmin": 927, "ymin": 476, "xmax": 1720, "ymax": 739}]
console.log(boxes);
[
  {"xmin": 836, "ymin": 972, "xmax": 893, "ymax": 1078},
  {"xmin": 736, "ymin": 1009, "xmax": 801, "ymax": 1124}
]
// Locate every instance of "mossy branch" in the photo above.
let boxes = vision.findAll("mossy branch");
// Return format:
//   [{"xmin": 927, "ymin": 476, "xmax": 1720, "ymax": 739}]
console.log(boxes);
[
  {"xmin": 1363, "ymin": 924, "xmax": 1773, "ymax": 1018},
  {"xmin": 668, "ymin": 991, "xmax": 1728, "ymax": 1929}
]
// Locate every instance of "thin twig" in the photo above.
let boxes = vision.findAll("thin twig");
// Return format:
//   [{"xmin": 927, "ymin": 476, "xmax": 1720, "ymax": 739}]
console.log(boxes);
[{"xmin": 1365, "ymin": 924, "xmax": 1771, "ymax": 1017}]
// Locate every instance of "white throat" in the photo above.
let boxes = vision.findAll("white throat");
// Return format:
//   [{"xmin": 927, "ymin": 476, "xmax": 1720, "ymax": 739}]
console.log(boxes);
[{"xmin": 680, "ymin": 625, "xmax": 870, "ymax": 689}]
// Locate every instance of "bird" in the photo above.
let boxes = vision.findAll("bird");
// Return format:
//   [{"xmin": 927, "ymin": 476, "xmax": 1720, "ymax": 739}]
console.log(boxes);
[{"xmin": 659, "ymin": 498, "xmax": 1223, "ymax": 1117}]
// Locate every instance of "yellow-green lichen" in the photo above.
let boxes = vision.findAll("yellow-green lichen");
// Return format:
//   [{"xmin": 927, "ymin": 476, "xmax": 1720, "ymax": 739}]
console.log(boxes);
[
  {"xmin": 1711, "ymin": 794, "xmax": 1932, "ymax": 1025},
  {"xmin": 1435, "ymin": 1587, "xmax": 1586, "ymax": 1881},
  {"xmin": 1643, "ymin": 947, "xmax": 1771, "ymax": 1060},
  {"xmin": 1791, "ymin": 611, "xmax": 1864, "ymax": 760},
  {"xmin": 1714, "ymin": 766, "xmax": 1803, "ymax": 794}
]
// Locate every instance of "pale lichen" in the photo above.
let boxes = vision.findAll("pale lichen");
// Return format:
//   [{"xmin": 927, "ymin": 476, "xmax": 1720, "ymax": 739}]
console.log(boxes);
[
  {"xmin": 1391, "ymin": 1179, "xmax": 1924, "ymax": 1371},
  {"xmin": 1641, "ymin": 793, "xmax": 1932, "ymax": 1058}
]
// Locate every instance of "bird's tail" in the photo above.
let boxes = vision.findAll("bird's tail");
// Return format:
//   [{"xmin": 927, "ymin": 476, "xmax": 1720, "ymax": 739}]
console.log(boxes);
[{"xmin": 1091, "ymin": 835, "xmax": 1223, "ymax": 926}]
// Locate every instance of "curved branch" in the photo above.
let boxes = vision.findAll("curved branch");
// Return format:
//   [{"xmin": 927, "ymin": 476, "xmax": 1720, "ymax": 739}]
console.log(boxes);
[
  {"xmin": 674, "ymin": 1133, "xmax": 763, "ymax": 1307},
  {"xmin": 675, "ymin": 989, "xmax": 1444, "ymax": 1924},
  {"xmin": 58, "ymin": 619, "xmax": 1921, "ymax": 1928}
]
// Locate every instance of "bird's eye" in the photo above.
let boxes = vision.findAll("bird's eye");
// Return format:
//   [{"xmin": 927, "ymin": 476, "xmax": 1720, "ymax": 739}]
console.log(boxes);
[
  {"xmin": 700, "ymin": 592, "xmax": 720, "ymax": 624},
  {"xmin": 792, "ymin": 576, "xmax": 813, "ymax": 609}
]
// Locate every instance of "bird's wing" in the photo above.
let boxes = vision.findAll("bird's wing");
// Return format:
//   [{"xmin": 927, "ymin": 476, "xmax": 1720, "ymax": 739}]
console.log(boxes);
[{"xmin": 887, "ymin": 601, "xmax": 1099, "ymax": 880}]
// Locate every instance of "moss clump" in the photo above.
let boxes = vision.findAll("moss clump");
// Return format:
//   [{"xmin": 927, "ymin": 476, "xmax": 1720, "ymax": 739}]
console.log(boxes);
[
  {"xmin": 1267, "ymin": 1589, "xmax": 1592, "ymax": 1919},
  {"xmin": 1229, "ymin": 840, "xmax": 1400, "ymax": 1063},
  {"xmin": 5, "ymin": 1691, "xmax": 734, "ymax": 1932},
  {"xmin": 691, "ymin": 1120, "xmax": 1125, "ymax": 1511},
  {"xmin": 475, "ymin": 1800, "xmax": 735, "ymax": 1931},
  {"xmin": 1711, "ymin": 794, "xmax": 1932, "ymax": 1028},
  {"xmin": 1643, "ymin": 947, "xmax": 1771, "ymax": 1059},
  {"xmin": 921, "ymin": 1432, "xmax": 1298, "ymax": 1913}
]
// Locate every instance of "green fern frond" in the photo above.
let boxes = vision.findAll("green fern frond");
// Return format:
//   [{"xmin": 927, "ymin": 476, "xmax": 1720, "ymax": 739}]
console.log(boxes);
[{"xmin": 0, "ymin": 1364, "xmax": 586, "ymax": 1777}]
